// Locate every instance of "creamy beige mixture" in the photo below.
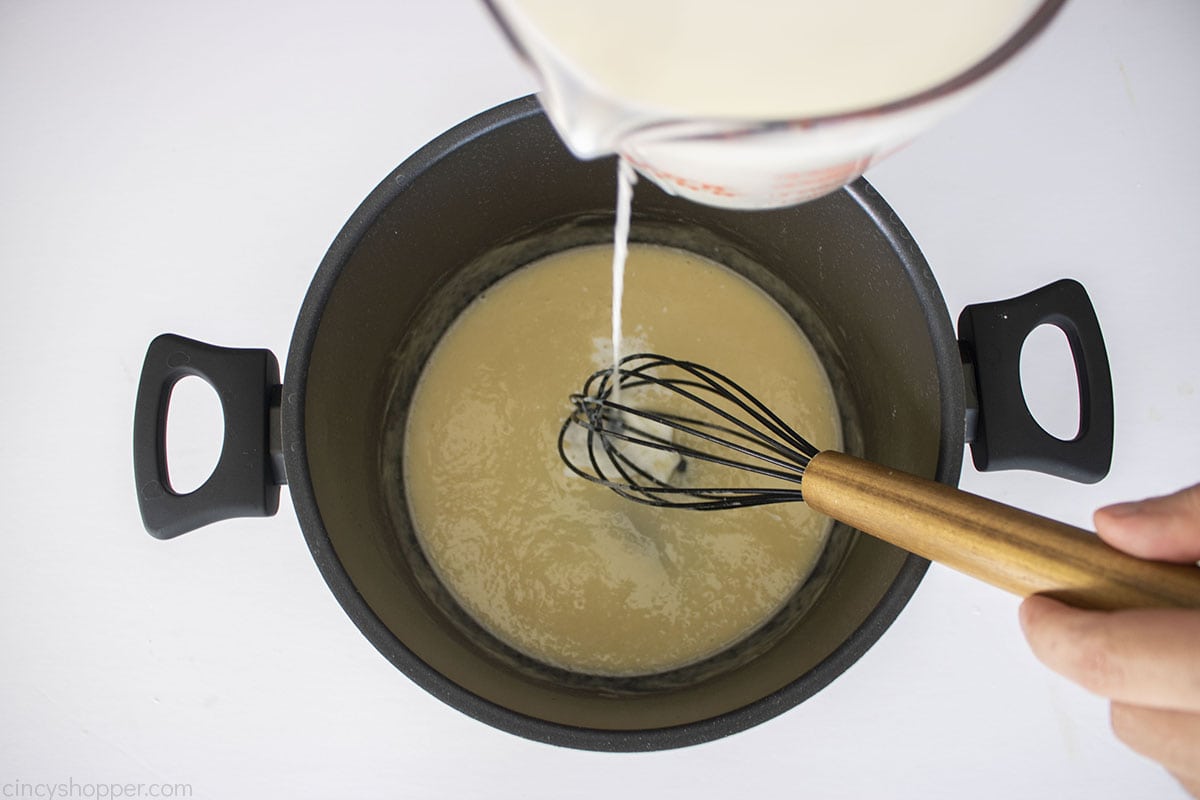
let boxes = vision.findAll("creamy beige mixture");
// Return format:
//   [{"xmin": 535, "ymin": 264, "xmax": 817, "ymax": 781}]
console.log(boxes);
[{"xmin": 404, "ymin": 244, "xmax": 840, "ymax": 676}]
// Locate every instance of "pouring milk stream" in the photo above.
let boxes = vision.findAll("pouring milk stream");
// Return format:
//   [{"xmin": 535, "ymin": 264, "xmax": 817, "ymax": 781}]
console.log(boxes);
[{"xmin": 486, "ymin": 0, "xmax": 1058, "ymax": 209}]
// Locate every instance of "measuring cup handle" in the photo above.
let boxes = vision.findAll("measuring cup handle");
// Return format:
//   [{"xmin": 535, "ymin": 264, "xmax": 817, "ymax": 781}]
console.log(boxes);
[
  {"xmin": 133, "ymin": 333, "xmax": 284, "ymax": 539},
  {"xmin": 957, "ymin": 279, "xmax": 1114, "ymax": 484}
]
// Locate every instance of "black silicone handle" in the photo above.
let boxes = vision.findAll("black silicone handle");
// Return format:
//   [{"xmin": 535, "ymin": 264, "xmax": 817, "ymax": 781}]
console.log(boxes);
[
  {"xmin": 957, "ymin": 279, "xmax": 1113, "ymax": 484},
  {"xmin": 133, "ymin": 334, "xmax": 284, "ymax": 539}
]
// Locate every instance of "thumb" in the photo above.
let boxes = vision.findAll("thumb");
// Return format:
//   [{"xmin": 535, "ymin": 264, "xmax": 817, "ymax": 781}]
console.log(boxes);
[{"xmin": 1094, "ymin": 483, "xmax": 1200, "ymax": 563}]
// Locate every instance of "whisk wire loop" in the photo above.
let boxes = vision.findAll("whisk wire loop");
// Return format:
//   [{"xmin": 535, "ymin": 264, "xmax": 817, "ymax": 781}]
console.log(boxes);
[
  {"xmin": 558, "ymin": 353, "xmax": 821, "ymax": 510},
  {"xmin": 604, "ymin": 355, "xmax": 817, "ymax": 461},
  {"xmin": 574, "ymin": 397, "xmax": 811, "ymax": 483}
]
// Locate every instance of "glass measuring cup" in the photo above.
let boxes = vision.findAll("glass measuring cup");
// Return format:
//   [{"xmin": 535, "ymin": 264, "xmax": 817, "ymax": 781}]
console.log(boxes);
[{"xmin": 483, "ymin": 0, "xmax": 1068, "ymax": 209}]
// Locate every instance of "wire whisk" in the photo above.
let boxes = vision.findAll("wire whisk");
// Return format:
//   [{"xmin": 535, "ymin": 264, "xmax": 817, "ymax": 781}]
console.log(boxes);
[
  {"xmin": 558, "ymin": 353, "xmax": 819, "ymax": 510},
  {"xmin": 557, "ymin": 353, "xmax": 1200, "ymax": 611}
]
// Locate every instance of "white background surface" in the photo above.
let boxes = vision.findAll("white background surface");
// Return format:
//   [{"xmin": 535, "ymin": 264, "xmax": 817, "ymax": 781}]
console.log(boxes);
[{"xmin": 2, "ymin": 1, "xmax": 1197, "ymax": 798}]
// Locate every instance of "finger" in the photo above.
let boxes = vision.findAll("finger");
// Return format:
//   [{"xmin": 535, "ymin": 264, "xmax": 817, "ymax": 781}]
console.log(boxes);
[
  {"xmin": 1095, "ymin": 483, "xmax": 1200, "ymax": 563},
  {"xmin": 1110, "ymin": 702, "xmax": 1200, "ymax": 787},
  {"xmin": 1019, "ymin": 595, "xmax": 1200, "ymax": 712}
]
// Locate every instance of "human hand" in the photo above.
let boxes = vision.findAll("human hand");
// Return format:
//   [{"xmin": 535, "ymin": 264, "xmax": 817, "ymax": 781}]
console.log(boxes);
[{"xmin": 1019, "ymin": 483, "xmax": 1200, "ymax": 797}]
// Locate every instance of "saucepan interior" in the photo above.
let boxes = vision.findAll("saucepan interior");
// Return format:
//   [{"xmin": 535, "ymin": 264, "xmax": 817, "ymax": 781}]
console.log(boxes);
[{"xmin": 291, "ymin": 97, "xmax": 959, "ymax": 748}]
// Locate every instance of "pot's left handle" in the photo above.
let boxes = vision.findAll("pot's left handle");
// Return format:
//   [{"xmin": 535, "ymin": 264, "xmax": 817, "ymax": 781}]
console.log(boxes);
[{"xmin": 133, "ymin": 334, "xmax": 285, "ymax": 539}]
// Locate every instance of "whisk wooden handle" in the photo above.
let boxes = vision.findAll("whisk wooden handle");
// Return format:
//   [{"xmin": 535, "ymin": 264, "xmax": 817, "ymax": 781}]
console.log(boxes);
[{"xmin": 802, "ymin": 451, "xmax": 1200, "ymax": 610}]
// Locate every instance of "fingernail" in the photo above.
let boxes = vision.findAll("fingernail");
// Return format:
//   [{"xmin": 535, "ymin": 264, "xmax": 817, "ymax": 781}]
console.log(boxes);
[
  {"xmin": 1100, "ymin": 501, "xmax": 1144, "ymax": 518},
  {"xmin": 1017, "ymin": 599, "xmax": 1034, "ymax": 632},
  {"xmin": 1018, "ymin": 595, "xmax": 1050, "ymax": 633}
]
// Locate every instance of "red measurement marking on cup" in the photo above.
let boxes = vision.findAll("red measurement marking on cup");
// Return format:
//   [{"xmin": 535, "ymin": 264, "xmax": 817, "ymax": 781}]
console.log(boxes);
[
  {"xmin": 766, "ymin": 155, "xmax": 875, "ymax": 203},
  {"xmin": 774, "ymin": 156, "xmax": 872, "ymax": 188},
  {"xmin": 622, "ymin": 156, "xmax": 740, "ymax": 198}
]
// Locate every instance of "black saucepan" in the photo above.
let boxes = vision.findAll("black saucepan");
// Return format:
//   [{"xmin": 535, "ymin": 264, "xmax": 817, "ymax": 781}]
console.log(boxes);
[{"xmin": 133, "ymin": 95, "xmax": 1113, "ymax": 751}]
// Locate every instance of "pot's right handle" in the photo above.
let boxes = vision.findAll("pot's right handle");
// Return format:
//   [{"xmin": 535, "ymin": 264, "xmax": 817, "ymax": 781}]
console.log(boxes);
[
  {"xmin": 957, "ymin": 279, "xmax": 1114, "ymax": 484},
  {"xmin": 133, "ymin": 334, "xmax": 284, "ymax": 539}
]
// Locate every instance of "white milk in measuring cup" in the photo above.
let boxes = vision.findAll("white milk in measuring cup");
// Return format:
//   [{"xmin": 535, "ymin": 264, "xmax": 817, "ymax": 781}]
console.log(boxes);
[{"xmin": 486, "ymin": 0, "xmax": 1062, "ymax": 209}]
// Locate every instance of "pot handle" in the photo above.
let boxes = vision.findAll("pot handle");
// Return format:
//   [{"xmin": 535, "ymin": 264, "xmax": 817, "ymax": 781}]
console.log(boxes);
[
  {"xmin": 133, "ymin": 334, "xmax": 285, "ymax": 539},
  {"xmin": 957, "ymin": 279, "xmax": 1113, "ymax": 484}
]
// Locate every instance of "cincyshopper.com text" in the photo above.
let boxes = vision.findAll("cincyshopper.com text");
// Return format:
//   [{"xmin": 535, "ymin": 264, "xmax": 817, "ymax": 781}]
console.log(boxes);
[{"xmin": 3, "ymin": 781, "xmax": 192, "ymax": 799}]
